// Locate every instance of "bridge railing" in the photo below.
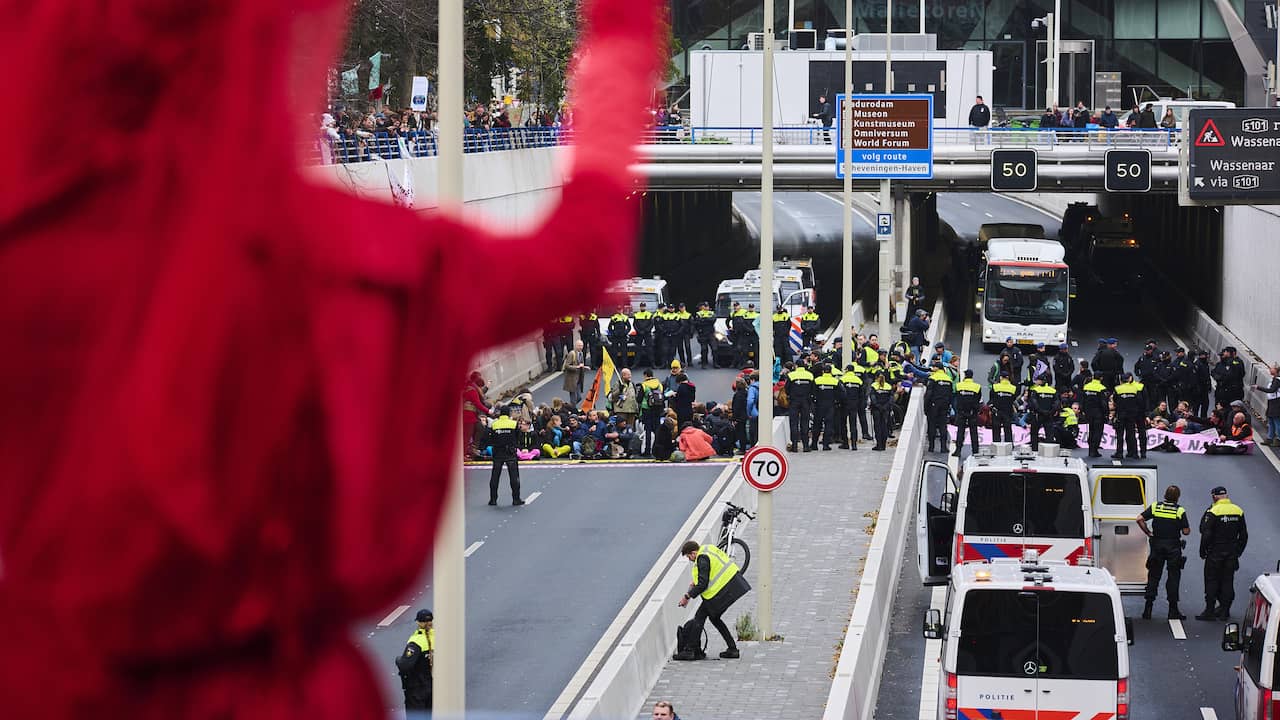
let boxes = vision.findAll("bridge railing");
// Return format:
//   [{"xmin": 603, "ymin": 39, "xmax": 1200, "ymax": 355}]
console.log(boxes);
[
  {"xmin": 639, "ymin": 125, "xmax": 1180, "ymax": 150},
  {"xmin": 310, "ymin": 126, "xmax": 570, "ymax": 165}
]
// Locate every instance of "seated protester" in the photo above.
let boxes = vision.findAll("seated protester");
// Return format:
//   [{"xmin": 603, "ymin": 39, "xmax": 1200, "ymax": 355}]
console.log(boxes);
[
  {"xmin": 515, "ymin": 419, "xmax": 541, "ymax": 460},
  {"xmin": 1055, "ymin": 402, "xmax": 1080, "ymax": 448},
  {"xmin": 704, "ymin": 405, "xmax": 736, "ymax": 456},
  {"xmin": 652, "ymin": 416, "xmax": 679, "ymax": 461},
  {"xmin": 566, "ymin": 416, "xmax": 592, "ymax": 458},
  {"xmin": 613, "ymin": 417, "xmax": 640, "ymax": 458},
  {"xmin": 1146, "ymin": 400, "xmax": 1171, "ymax": 426},
  {"xmin": 540, "ymin": 416, "xmax": 572, "ymax": 459},
  {"xmin": 677, "ymin": 421, "xmax": 716, "ymax": 461},
  {"xmin": 587, "ymin": 410, "xmax": 611, "ymax": 456},
  {"xmin": 1206, "ymin": 411, "xmax": 1253, "ymax": 455},
  {"xmin": 1209, "ymin": 401, "xmax": 1231, "ymax": 431}
]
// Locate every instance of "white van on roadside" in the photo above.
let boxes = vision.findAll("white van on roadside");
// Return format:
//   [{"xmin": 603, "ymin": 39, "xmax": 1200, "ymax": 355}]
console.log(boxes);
[{"xmin": 1221, "ymin": 566, "xmax": 1280, "ymax": 720}]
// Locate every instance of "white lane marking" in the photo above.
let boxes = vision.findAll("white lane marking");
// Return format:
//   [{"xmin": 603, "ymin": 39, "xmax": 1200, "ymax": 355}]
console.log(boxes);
[
  {"xmin": 377, "ymin": 604, "xmax": 412, "ymax": 627},
  {"xmin": 1201, "ymin": 708, "xmax": 1219, "ymax": 720},
  {"xmin": 529, "ymin": 371, "xmax": 562, "ymax": 392},
  {"xmin": 524, "ymin": 491, "xmax": 542, "ymax": 505},
  {"xmin": 918, "ymin": 585, "xmax": 947, "ymax": 720},
  {"xmin": 1112, "ymin": 460, "xmax": 1122, "ymax": 466},
  {"xmin": 464, "ymin": 541, "xmax": 485, "ymax": 557},
  {"xmin": 959, "ymin": 201, "xmax": 971, "ymax": 207},
  {"xmin": 1170, "ymin": 619, "xmax": 1187, "ymax": 639},
  {"xmin": 817, "ymin": 191, "xmax": 875, "ymax": 226},
  {"xmin": 983, "ymin": 212, "xmax": 993, "ymax": 218}
]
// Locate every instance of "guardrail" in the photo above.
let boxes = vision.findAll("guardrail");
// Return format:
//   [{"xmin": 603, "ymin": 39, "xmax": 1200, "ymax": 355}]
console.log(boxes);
[
  {"xmin": 310, "ymin": 126, "xmax": 570, "ymax": 165},
  {"xmin": 822, "ymin": 297, "xmax": 944, "ymax": 720},
  {"xmin": 639, "ymin": 125, "xmax": 1180, "ymax": 150}
]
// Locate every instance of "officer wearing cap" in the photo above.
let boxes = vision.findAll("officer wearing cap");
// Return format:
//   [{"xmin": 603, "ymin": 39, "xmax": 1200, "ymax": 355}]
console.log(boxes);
[
  {"xmin": 1079, "ymin": 371, "xmax": 1108, "ymax": 457},
  {"xmin": 1169, "ymin": 347, "xmax": 1193, "ymax": 409},
  {"xmin": 1134, "ymin": 340, "xmax": 1159, "ymax": 396},
  {"xmin": 632, "ymin": 302, "xmax": 655, "ymax": 368},
  {"xmin": 989, "ymin": 371, "xmax": 1018, "ymax": 443},
  {"xmin": 1212, "ymin": 346, "xmax": 1246, "ymax": 408},
  {"xmin": 676, "ymin": 302, "xmax": 694, "ymax": 367},
  {"xmin": 772, "ymin": 305, "xmax": 793, "ymax": 364},
  {"xmin": 1053, "ymin": 342, "xmax": 1075, "ymax": 392},
  {"xmin": 396, "ymin": 609, "xmax": 435, "ymax": 712},
  {"xmin": 486, "ymin": 405, "xmax": 523, "ymax": 506},
  {"xmin": 1137, "ymin": 485, "xmax": 1190, "ymax": 620},
  {"xmin": 1092, "ymin": 337, "xmax": 1124, "ymax": 389},
  {"xmin": 1192, "ymin": 349, "xmax": 1213, "ymax": 416},
  {"xmin": 1112, "ymin": 371, "xmax": 1147, "ymax": 459},
  {"xmin": 1026, "ymin": 373, "xmax": 1059, "ymax": 451},
  {"xmin": 952, "ymin": 370, "xmax": 982, "ymax": 458},
  {"xmin": 693, "ymin": 301, "xmax": 716, "ymax": 368},
  {"xmin": 1197, "ymin": 486, "xmax": 1248, "ymax": 620}
]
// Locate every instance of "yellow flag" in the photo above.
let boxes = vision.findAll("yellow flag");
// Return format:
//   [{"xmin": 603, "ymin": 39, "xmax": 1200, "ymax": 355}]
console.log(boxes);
[{"xmin": 601, "ymin": 347, "xmax": 617, "ymax": 396}]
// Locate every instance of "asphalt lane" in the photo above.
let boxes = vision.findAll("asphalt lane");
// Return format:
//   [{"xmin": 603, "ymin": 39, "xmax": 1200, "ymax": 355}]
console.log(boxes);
[
  {"xmin": 935, "ymin": 193, "xmax": 1064, "ymax": 242},
  {"xmin": 354, "ymin": 463, "xmax": 722, "ymax": 717},
  {"xmin": 877, "ymin": 194, "xmax": 1276, "ymax": 718}
]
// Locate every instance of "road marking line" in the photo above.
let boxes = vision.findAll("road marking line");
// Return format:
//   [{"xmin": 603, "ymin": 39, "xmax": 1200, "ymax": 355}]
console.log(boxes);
[
  {"xmin": 1112, "ymin": 460, "xmax": 1122, "ymax": 466},
  {"xmin": 377, "ymin": 604, "xmax": 412, "ymax": 627},
  {"xmin": 464, "ymin": 541, "xmax": 485, "ymax": 557},
  {"xmin": 918, "ymin": 585, "xmax": 947, "ymax": 720},
  {"xmin": 1170, "ymin": 619, "xmax": 1187, "ymax": 639},
  {"xmin": 983, "ymin": 212, "xmax": 993, "ymax": 218},
  {"xmin": 818, "ymin": 191, "xmax": 875, "ymax": 226},
  {"xmin": 529, "ymin": 371, "xmax": 562, "ymax": 392},
  {"xmin": 1201, "ymin": 708, "xmax": 1219, "ymax": 720},
  {"xmin": 525, "ymin": 491, "xmax": 542, "ymax": 505},
  {"xmin": 959, "ymin": 201, "xmax": 971, "ymax": 207}
]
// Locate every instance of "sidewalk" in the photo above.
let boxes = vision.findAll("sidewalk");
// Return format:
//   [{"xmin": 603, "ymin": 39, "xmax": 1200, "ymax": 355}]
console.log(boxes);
[{"xmin": 637, "ymin": 438, "xmax": 898, "ymax": 719}]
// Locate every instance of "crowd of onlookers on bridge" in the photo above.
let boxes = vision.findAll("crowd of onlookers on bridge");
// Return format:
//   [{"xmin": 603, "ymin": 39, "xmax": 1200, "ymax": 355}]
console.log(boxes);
[{"xmin": 315, "ymin": 103, "xmax": 569, "ymax": 164}]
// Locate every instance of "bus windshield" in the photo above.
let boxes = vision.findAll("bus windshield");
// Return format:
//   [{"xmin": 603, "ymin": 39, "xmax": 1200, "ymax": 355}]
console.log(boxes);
[
  {"xmin": 957, "ymin": 589, "xmax": 1118, "ymax": 680},
  {"xmin": 983, "ymin": 264, "xmax": 1069, "ymax": 325},
  {"xmin": 963, "ymin": 472, "xmax": 1085, "ymax": 538}
]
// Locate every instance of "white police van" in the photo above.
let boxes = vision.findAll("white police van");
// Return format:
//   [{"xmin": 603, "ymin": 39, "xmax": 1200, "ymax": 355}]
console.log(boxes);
[
  {"xmin": 917, "ymin": 443, "xmax": 1156, "ymax": 592},
  {"xmin": 922, "ymin": 555, "xmax": 1134, "ymax": 720},
  {"xmin": 1222, "ymin": 565, "xmax": 1280, "ymax": 720}
]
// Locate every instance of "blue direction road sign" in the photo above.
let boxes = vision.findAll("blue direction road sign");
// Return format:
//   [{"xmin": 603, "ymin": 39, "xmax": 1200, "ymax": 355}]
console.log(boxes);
[
  {"xmin": 835, "ymin": 94, "xmax": 934, "ymax": 180},
  {"xmin": 877, "ymin": 213, "xmax": 893, "ymax": 237}
]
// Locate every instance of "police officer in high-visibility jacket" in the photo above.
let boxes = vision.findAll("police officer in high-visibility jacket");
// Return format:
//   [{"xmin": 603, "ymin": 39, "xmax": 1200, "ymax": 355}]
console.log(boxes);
[
  {"xmin": 608, "ymin": 310, "xmax": 632, "ymax": 366},
  {"xmin": 676, "ymin": 302, "xmax": 694, "ymax": 366},
  {"xmin": 632, "ymin": 303, "xmax": 656, "ymax": 368},
  {"xmin": 675, "ymin": 540, "xmax": 750, "ymax": 661},
  {"xmin": 989, "ymin": 372, "xmax": 1018, "ymax": 443},
  {"xmin": 800, "ymin": 306, "xmax": 820, "ymax": 348},
  {"xmin": 952, "ymin": 370, "xmax": 982, "ymax": 458},
  {"xmin": 868, "ymin": 371, "xmax": 895, "ymax": 451},
  {"xmin": 693, "ymin": 302, "xmax": 716, "ymax": 369},
  {"xmin": 772, "ymin": 306, "xmax": 793, "ymax": 364},
  {"xmin": 812, "ymin": 364, "xmax": 840, "ymax": 451},
  {"xmin": 923, "ymin": 361, "xmax": 954, "ymax": 454},
  {"xmin": 1112, "ymin": 372, "xmax": 1148, "ymax": 459},
  {"xmin": 838, "ymin": 364, "xmax": 864, "ymax": 451},
  {"xmin": 1136, "ymin": 485, "xmax": 1190, "ymax": 621},
  {"xmin": 1079, "ymin": 371, "xmax": 1108, "ymax": 457},
  {"xmin": 486, "ymin": 406, "xmax": 523, "ymax": 506},
  {"xmin": 396, "ymin": 609, "xmax": 435, "ymax": 713},
  {"xmin": 1026, "ymin": 374, "xmax": 1059, "ymax": 451},
  {"xmin": 785, "ymin": 362, "xmax": 815, "ymax": 452},
  {"xmin": 1196, "ymin": 486, "xmax": 1248, "ymax": 621}
]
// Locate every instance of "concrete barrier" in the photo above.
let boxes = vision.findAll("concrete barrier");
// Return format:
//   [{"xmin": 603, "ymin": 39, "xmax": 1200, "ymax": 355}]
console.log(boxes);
[
  {"xmin": 822, "ymin": 298, "xmax": 944, "ymax": 720},
  {"xmin": 564, "ymin": 417, "xmax": 786, "ymax": 720},
  {"xmin": 474, "ymin": 334, "xmax": 547, "ymax": 398}
]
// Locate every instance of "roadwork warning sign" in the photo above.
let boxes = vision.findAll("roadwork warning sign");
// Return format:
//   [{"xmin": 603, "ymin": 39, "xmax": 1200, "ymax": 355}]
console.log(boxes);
[{"xmin": 1194, "ymin": 119, "xmax": 1225, "ymax": 147}]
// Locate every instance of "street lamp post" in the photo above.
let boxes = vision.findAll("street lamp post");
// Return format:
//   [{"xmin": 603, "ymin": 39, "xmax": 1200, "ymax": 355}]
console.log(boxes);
[{"xmin": 757, "ymin": 0, "xmax": 776, "ymax": 642}]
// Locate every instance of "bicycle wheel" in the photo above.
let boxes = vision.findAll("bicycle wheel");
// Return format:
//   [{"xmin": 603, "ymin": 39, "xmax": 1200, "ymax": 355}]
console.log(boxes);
[{"xmin": 728, "ymin": 537, "xmax": 751, "ymax": 573}]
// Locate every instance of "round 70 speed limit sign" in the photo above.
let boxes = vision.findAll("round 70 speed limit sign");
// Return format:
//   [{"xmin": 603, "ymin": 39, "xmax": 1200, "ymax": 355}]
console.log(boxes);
[{"xmin": 742, "ymin": 446, "xmax": 789, "ymax": 492}]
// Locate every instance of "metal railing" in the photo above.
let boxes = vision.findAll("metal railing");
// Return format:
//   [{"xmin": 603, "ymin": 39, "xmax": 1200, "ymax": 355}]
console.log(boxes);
[
  {"xmin": 311, "ymin": 126, "xmax": 569, "ymax": 165},
  {"xmin": 638, "ymin": 125, "xmax": 1181, "ymax": 150}
]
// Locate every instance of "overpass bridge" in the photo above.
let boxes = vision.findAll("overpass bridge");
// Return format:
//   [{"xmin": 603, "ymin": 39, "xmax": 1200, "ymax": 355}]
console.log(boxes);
[{"xmin": 635, "ymin": 126, "xmax": 1183, "ymax": 192}]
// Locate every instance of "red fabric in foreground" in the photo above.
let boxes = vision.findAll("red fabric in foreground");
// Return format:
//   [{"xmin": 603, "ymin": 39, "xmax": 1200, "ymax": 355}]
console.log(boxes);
[{"xmin": 0, "ymin": 0, "xmax": 659, "ymax": 717}]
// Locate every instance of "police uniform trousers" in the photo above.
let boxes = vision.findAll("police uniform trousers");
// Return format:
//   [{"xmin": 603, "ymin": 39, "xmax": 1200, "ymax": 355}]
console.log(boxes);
[
  {"xmin": 854, "ymin": 398, "xmax": 873, "ymax": 440},
  {"xmin": 679, "ymin": 333, "xmax": 693, "ymax": 365},
  {"xmin": 634, "ymin": 333, "xmax": 653, "ymax": 367},
  {"xmin": 697, "ymin": 335, "xmax": 713, "ymax": 368},
  {"xmin": 1144, "ymin": 539, "xmax": 1184, "ymax": 603},
  {"xmin": 990, "ymin": 409, "xmax": 1014, "ymax": 443},
  {"xmin": 789, "ymin": 401, "xmax": 813, "ymax": 450},
  {"xmin": 489, "ymin": 457, "xmax": 521, "ymax": 502},
  {"xmin": 842, "ymin": 406, "xmax": 860, "ymax": 449},
  {"xmin": 1203, "ymin": 552, "xmax": 1240, "ymax": 615},
  {"xmin": 1085, "ymin": 413, "xmax": 1106, "ymax": 454},
  {"xmin": 404, "ymin": 681, "xmax": 432, "ymax": 713},
  {"xmin": 872, "ymin": 407, "xmax": 892, "ymax": 449},
  {"xmin": 1113, "ymin": 415, "xmax": 1145, "ymax": 457},
  {"xmin": 774, "ymin": 336, "xmax": 792, "ymax": 364},
  {"xmin": 926, "ymin": 407, "xmax": 949, "ymax": 452},
  {"xmin": 953, "ymin": 412, "xmax": 980, "ymax": 454},
  {"xmin": 811, "ymin": 405, "xmax": 835, "ymax": 449},
  {"xmin": 1028, "ymin": 411, "xmax": 1054, "ymax": 450}
]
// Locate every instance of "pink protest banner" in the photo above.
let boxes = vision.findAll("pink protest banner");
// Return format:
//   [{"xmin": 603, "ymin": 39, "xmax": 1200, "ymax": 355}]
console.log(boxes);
[{"xmin": 947, "ymin": 423, "xmax": 1252, "ymax": 455}]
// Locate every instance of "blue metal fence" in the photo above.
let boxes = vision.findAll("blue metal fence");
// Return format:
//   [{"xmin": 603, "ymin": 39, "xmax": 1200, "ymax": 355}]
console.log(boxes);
[{"xmin": 314, "ymin": 127, "xmax": 568, "ymax": 165}]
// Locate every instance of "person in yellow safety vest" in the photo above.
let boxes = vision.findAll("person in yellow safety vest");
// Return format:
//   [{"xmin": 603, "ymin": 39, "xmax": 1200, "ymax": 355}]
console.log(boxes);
[
  {"xmin": 676, "ymin": 302, "xmax": 694, "ymax": 366},
  {"xmin": 1112, "ymin": 372, "xmax": 1148, "ymax": 459},
  {"xmin": 785, "ymin": 363, "xmax": 816, "ymax": 452},
  {"xmin": 839, "ymin": 364, "xmax": 864, "ymax": 450},
  {"xmin": 1079, "ymin": 372, "xmax": 1108, "ymax": 457},
  {"xmin": 859, "ymin": 334, "xmax": 881, "ymax": 368},
  {"xmin": 1197, "ymin": 486, "xmax": 1248, "ymax": 620},
  {"xmin": 486, "ymin": 406, "xmax": 523, "ymax": 506},
  {"xmin": 799, "ymin": 306, "xmax": 820, "ymax": 348},
  {"xmin": 1026, "ymin": 375, "xmax": 1060, "ymax": 451},
  {"xmin": 1056, "ymin": 403, "xmax": 1080, "ymax": 448},
  {"xmin": 608, "ymin": 310, "xmax": 632, "ymax": 366},
  {"xmin": 868, "ymin": 372, "xmax": 895, "ymax": 450},
  {"xmin": 632, "ymin": 303, "xmax": 656, "ymax": 368},
  {"xmin": 675, "ymin": 540, "xmax": 751, "ymax": 661},
  {"xmin": 693, "ymin": 302, "xmax": 717, "ymax": 369},
  {"xmin": 1136, "ymin": 485, "xmax": 1191, "ymax": 621},
  {"xmin": 812, "ymin": 364, "xmax": 841, "ymax": 450},
  {"xmin": 554, "ymin": 314, "xmax": 576, "ymax": 367},
  {"xmin": 772, "ymin": 307, "xmax": 793, "ymax": 364},
  {"xmin": 849, "ymin": 360, "xmax": 873, "ymax": 442},
  {"xmin": 989, "ymin": 373, "xmax": 1019, "ymax": 443},
  {"xmin": 736, "ymin": 304, "xmax": 760, "ymax": 368},
  {"xmin": 952, "ymin": 370, "xmax": 983, "ymax": 458},
  {"xmin": 924, "ymin": 362, "xmax": 954, "ymax": 454},
  {"xmin": 396, "ymin": 609, "xmax": 435, "ymax": 712}
]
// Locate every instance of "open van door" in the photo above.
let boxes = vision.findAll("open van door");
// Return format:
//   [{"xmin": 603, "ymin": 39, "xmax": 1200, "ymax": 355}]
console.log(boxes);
[
  {"xmin": 782, "ymin": 290, "xmax": 808, "ymax": 319},
  {"xmin": 1089, "ymin": 466, "xmax": 1158, "ymax": 593},
  {"xmin": 917, "ymin": 460, "xmax": 958, "ymax": 585}
]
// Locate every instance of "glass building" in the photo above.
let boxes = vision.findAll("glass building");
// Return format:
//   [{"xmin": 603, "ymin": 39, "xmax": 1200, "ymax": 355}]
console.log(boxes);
[{"xmin": 670, "ymin": 0, "xmax": 1261, "ymax": 111}]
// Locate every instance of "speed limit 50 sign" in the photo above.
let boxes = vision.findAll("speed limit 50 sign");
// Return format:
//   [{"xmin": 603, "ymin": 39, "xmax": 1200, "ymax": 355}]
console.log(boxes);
[
  {"xmin": 990, "ymin": 149, "xmax": 1038, "ymax": 192},
  {"xmin": 742, "ymin": 446, "xmax": 789, "ymax": 492},
  {"xmin": 1104, "ymin": 149, "xmax": 1151, "ymax": 192}
]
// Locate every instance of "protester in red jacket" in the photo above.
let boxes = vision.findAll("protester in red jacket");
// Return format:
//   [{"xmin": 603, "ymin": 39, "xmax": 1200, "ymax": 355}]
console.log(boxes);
[{"xmin": 678, "ymin": 422, "xmax": 717, "ymax": 461}]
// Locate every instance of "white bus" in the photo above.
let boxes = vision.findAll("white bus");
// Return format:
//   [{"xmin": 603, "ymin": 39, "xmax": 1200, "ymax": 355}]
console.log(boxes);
[{"xmin": 977, "ymin": 237, "xmax": 1074, "ymax": 351}]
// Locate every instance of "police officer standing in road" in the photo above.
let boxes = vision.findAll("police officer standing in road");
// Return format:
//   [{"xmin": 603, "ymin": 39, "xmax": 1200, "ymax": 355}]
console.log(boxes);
[
  {"xmin": 694, "ymin": 302, "xmax": 716, "ymax": 369},
  {"xmin": 396, "ymin": 609, "xmax": 435, "ymax": 714},
  {"xmin": 579, "ymin": 311, "xmax": 602, "ymax": 367},
  {"xmin": 1112, "ymin": 372, "xmax": 1147, "ymax": 459},
  {"xmin": 772, "ymin": 305, "xmax": 793, "ymax": 364},
  {"xmin": 676, "ymin": 302, "xmax": 694, "ymax": 367},
  {"xmin": 1213, "ymin": 346, "xmax": 1246, "ymax": 408},
  {"xmin": 997, "ymin": 337, "xmax": 1025, "ymax": 391},
  {"xmin": 839, "ymin": 363, "xmax": 864, "ymax": 451},
  {"xmin": 989, "ymin": 372, "xmax": 1018, "ymax": 443},
  {"xmin": 632, "ymin": 303, "xmax": 655, "ymax": 368},
  {"xmin": 1079, "ymin": 371, "xmax": 1108, "ymax": 457},
  {"xmin": 812, "ymin": 363, "xmax": 840, "ymax": 451},
  {"xmin": 608, "ymin": 309, "xmax": 632, "ymax": 367},
  {"xmin": 1092, "ymin": 337, "xmax": 1124, "ymax": 389},
  {"xmin": 1134, "ymin": 340, "xmax": 1159, "ymax": 404},
  {"xmin": 675, "ymin": 540, "xmax": 749, "ymax": 661},
  {"xmin": 1169, "ymin": 347, "xmax": 1193, "ymax": 409},
  {"xmin": 924, "ymin": 360, "xmax": 954, "ymax": 454},
  {"xmin": 868, "ymin": 371, "xmax": 895, "ymax": 451},
  {"xmin": 785, "ymin": 362, "xmax": 815, "ymax": 452},
  {"xmin": 1193, "ymin": 349, "xmax": 1213, "ymax": 417},
  {"xmin": 1197, "ymin": 486, "xmax": 1248, "ymax": 621},
  {"xmin": 486, "ymin": 405, "xmax": 524, "ymax": 506},
  {"xmin": 952, "ymin": 370, "xmax": 982, "ymax": 458},
  {"xmin": 1053, "ymin": 343, "xmax": 1075, "ymax": 392},
  {"xmin": 800, "ymin": 306, "xmax": 820, "ymax": 349},
  {"xmin": 1137, "ymin": 485, "xmax": 1190, "ymax": 620},
  {"xmin": 1026, "ymin": 374, "xmax": 1060, "ymax": 451}
]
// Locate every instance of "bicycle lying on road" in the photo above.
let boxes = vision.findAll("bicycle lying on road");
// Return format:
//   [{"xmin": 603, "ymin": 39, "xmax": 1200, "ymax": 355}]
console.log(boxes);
[{"xmin": 717, "ymin": 501, "xmax": 755, "ymax": 572}]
